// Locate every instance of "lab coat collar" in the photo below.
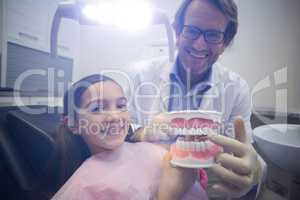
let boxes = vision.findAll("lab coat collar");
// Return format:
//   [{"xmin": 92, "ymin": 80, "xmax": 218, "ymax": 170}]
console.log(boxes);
[{"xmin": 159, "ymin": 57, "xmax": 222, "ymax": 87}]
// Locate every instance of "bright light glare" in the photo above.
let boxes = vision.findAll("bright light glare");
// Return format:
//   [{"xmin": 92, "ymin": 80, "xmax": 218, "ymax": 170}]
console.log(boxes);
[{"xmin": 82, "ymin": 0, "xmax": 153, "ymax": 31}]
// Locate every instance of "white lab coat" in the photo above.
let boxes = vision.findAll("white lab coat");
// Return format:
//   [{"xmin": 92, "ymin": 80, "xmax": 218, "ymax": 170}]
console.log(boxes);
[
  {"xmin": 126, "ymin": 57, "xmax": 267, "ymax": 199},
  {"xmin": 127, "ymin": 56, "xmax": 253, "ymax": 142}
]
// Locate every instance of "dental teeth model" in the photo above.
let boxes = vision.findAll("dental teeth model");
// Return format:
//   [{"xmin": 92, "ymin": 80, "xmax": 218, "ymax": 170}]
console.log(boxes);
[{"xmin": 168, "ymin": 110, "xmax": 223, "ymax": 168}]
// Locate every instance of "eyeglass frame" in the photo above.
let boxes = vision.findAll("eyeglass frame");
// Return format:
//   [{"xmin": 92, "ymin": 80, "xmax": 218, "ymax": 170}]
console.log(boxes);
[{"xmin": 181, "ymin": 25, "xmax": 225, "ymax": 44}]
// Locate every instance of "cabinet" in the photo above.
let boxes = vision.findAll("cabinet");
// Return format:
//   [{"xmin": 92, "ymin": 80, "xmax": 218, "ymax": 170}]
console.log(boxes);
[
  {"xmin": 1, "ymin": 0, "xmax": 79, "ymax": 87},
  {"xmin": 4, "ymin": 0, "xmax": 55, "ymax": 52},
  {"xmin": 2, "ymin": 0, "xmax": 79, "ymax": 58}
]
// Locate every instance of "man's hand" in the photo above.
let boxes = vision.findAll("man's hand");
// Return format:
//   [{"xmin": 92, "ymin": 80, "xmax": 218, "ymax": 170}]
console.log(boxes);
[
  {"xmin": 208, "ymin": 118, "xmax": 261, "ymax": 198},
  {"xmin": 157, "ymin": 153, "xmax": 197, "ymax": 200},
  {"xmin": 206, "ymin": 117, "xmax": 261, "ymax": 198}
]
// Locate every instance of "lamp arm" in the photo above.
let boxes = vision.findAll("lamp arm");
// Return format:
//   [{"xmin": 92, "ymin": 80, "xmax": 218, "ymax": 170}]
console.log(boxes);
[
  {"xmin": 163, "ymin": 18, "xmax": 175, "ymax": 63},
  {"xmin": 50, "ymin": 2, "xmax": 80, "ymax": 57},
  {"xmin": 153, "ymin": 9, "xmax": 175, "ymax": 62}
]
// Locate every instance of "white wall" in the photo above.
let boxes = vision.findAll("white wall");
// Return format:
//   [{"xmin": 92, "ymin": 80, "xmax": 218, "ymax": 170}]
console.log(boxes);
[
  {"xmin": 75, "ymin": 0, "xmax": 300, "ymax": 112},
  {"xmin": 219, "ymin": 0, "xmax": 300, "ymax": 112}
]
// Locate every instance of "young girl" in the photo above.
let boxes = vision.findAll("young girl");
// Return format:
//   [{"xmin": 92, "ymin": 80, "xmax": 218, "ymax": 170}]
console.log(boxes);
[{"xmin": 50, "ymin": 74, "xmax": 208, "ymax": 200}]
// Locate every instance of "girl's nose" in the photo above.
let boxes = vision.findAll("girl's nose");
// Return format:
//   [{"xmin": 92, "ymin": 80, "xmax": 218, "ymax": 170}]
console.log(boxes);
[{"xmin": 105, "ymin": 110, "xmax": 122, "ymax": 122}]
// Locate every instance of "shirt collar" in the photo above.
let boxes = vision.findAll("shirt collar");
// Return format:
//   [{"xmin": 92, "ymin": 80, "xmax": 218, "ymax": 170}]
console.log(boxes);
[{"xmin": 169, "ymin": 58, "xmax": 215, "ymax": 88}]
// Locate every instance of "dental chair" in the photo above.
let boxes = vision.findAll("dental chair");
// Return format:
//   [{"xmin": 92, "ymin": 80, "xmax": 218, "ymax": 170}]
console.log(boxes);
[
  {"xmin": 0, "ymin": 106, "xmax": 61, "ymax": 200},
  {"xmin": 0, "ymin": 105, "xmax": 135, "ymax": 200}
]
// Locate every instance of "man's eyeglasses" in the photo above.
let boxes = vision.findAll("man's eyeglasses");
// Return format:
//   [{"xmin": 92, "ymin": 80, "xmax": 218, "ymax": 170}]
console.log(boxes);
[{"xmin": 182, "ymin": 25, "xmax": 225, "ymax": 44}]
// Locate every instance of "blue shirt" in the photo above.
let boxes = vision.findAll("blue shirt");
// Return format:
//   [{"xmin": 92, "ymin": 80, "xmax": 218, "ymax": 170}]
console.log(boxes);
[{"xmin": 168, "ymin": 60, "xmax": 212, "ymax": 111}]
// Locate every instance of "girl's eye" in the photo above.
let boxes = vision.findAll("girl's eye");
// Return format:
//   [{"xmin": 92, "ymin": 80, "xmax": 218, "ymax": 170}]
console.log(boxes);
[{"xmin": 89, "ymin": 105, "xmax": 105, "ymax": 113}]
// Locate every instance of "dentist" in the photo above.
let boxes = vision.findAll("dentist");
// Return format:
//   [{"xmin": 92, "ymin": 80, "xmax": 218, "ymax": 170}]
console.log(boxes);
[{"xmin": 128, "ymin": 0, "xmax": 266, "ymax": 199}]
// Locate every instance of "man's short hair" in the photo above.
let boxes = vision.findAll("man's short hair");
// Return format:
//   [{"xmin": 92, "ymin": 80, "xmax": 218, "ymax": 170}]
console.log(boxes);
[{"xmin": 173, "ymin": 0, "xmax": 238, "ymax": 46}]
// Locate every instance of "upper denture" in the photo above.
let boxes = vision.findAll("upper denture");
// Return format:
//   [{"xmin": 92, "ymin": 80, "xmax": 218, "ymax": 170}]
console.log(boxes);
[{"xmin": 170, "ymin": 117, "xmax": 219, "ymax": 129}]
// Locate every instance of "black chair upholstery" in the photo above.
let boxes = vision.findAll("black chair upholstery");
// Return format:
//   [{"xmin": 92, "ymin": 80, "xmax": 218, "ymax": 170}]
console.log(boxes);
[{"xmin": 0, "ymin": 106, "xmax": 61, "ymax": 200}]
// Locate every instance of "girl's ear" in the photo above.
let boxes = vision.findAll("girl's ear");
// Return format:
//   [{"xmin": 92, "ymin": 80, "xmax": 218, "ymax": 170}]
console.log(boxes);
[{"xmin": 69, "ymin": 126, "xmax": 79, "ymax": 134}]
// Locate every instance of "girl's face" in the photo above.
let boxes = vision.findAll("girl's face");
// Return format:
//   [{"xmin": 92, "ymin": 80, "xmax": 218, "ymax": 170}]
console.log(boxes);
[{"xmin": 76, "ymin": 80, "xmax": 130, "ymax": 154}]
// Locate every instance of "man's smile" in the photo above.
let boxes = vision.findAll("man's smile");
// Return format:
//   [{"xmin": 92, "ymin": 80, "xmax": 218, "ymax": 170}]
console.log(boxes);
[{"xmin": 186, "ymin": 47, "xmax": 209, "ymax": 59}]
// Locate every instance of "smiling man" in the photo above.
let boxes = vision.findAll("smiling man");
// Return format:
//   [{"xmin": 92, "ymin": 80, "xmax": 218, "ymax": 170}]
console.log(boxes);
[
  {"xmin": 175, "ymin": 0, "xmax": 230, "ymax": 86},
  {"xmin": 128, "ymin": 0, "xmax": 265, "ymax": 199}
]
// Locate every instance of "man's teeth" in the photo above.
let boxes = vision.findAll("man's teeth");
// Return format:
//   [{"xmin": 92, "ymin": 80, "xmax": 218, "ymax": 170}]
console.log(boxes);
[
  {"xmin": 176, "ymin": 139, "xmax": 214, "ymax": 151},
  {"xmin": 188, "ymin": 50, "xmax": 208, "ymax": 58}
]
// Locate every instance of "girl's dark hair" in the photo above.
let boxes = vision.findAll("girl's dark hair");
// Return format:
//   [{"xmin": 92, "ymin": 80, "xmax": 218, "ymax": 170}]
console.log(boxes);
[
  {"xmin": 173, "ymin": 0, "xmax": 238, "ymax": 46},
  {"xmin": 44, "ymin": 74, "xmax": 117, "ymax": 198}
]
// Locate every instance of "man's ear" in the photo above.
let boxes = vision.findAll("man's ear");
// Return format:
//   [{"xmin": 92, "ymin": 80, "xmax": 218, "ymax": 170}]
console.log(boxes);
[
  {"xmin": 218, "ymin": 43, "xmax": 227, "ymax": 55},
  {"xmin": 172, "ymin": 23, "xmax": 181, "ymax": 47}
]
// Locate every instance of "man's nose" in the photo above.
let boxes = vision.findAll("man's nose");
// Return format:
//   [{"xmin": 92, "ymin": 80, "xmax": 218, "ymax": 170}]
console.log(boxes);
[{"xmin": 192, "ymin": 34, "xmax": 208, "ymax": 50}]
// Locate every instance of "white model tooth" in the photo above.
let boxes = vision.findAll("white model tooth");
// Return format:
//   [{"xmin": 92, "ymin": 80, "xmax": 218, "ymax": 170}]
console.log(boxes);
[
  {"xmin": 200, "ymin": 141, "xmax": 206, "ymax": 151},
  {"xmin": 194, "ymin": 129, "xmax": 199, "ymax": 135},
  {"xmin": 192, "ymin": 129, "xmax": 195, "ymax": 135},
  {"xmin": 202, "ymin": 129, "xmax": 207, "ymax": 136},
  {"xmin": 179, "ymin": 141, "xmax": 184, "ymax": 150},
  {"xmin": 204, "ymin": 141, "xmax": 209, "ymax": 150},
  {"xmin": 188, "ymin": 128, "xmax": 193, "ymax": 135},
  {"xmin": 185, "ymin": 128, "xmax": 190, "ymax": 135},
  {"xmin": 190, "ymin": 128, "xmax": 197, "ymax": 135},
  {"xmin": 175, "ymin": 139, "xmax": 180, "ymax": 146},
  {"xmin": 179, "ymin": 128, "xmax": 184, "ymax": 135},
  {"xmin": 203, "ymin": 128, "xmax": 210, "ymax": 135},
  {"xmin": 205, "ymin": 140, "xmax": 211, "ymax": 148},
  {"xmin": 192, "ymin": 142, "xmax": 198, "ymax": 151},
  {"xmin": 190, "ymin": 142, "xmax": 195, "ymax": 151},
  {"xmin": 183, "ymin": 128, "xmax": 189, "ymax": 135},
  {"xmin": 187, "ymin": 141, "xmax": 192, "ymax": 150},
  {"xmin": 198, "ymin": 142, "xmax": 203, "ymax": 151},
  {"xmin": 196, "ymin": 129, "xmax": 202, "ymax": 135},
  {"xmin": 199, "ymin": 129, "xmax": 205, "ymax": 135},
  {"xmin": 183, "ymin": 142, "xmax": 189, "ymax": 150},
  {"xmin": 196, "ymin": 142, "xmax": 201, "ymax": 151},
  {"xmin": 184, "ymin": 142, "xmax": 189, "ymax": 151},
  {"xmin": 188, "ymin": 142, "xmax": 194, "ymax": 151},
  {"xmin": 178, "ymin": 141, "xmax": 183, "ymax": 149},
  {"xmin": 189, "ymin": 128, "xmax": 194, "ymax": 135},
  {"xmin": 178, "ymin": 140, "xmax": 184, "ymax": 149},
  {"xmin": 174, "ymin": 128, "xmax": 180, "ymax": 135},
  {"xmin": 176, "ymin": 139, "xmax": 181, "ymax": 147}
]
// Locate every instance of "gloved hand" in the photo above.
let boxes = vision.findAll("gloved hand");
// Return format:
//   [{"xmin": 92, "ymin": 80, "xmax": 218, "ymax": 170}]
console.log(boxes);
[{"xmin": 206, "ymin": 117, "xmax": 262, "ymax": 198}]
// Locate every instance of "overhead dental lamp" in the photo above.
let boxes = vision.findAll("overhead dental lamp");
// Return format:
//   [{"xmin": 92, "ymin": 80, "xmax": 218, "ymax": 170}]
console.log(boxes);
[{"xmin": 50, "ymin": 0, "xmax": 175, "ymax": 62}]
